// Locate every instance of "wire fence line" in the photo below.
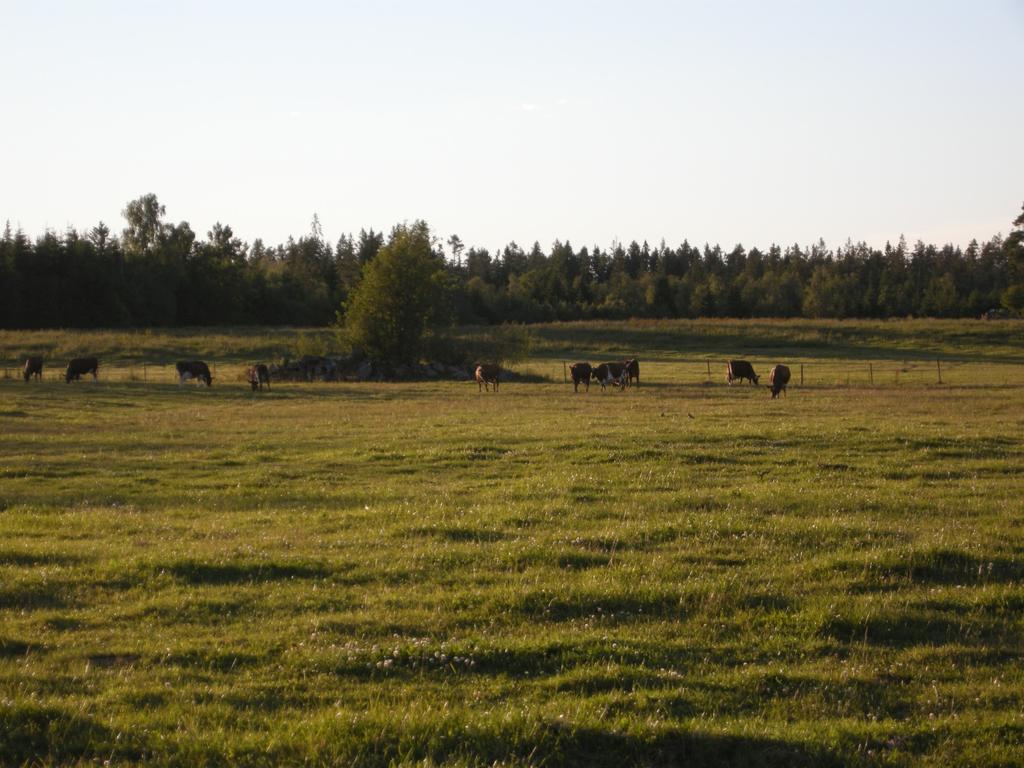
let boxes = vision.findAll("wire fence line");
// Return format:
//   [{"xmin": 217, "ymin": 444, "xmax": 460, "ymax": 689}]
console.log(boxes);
[
  {"xmin": 2, "ymin": 358, "xmax": 1021, "ymax": 387},
  {"xmin": 1, "ymin": 362, "xmax": 232, "ymax": 385},
  {"xmin": 553, "ymin": 358, "xmax": 1022, "ymax": 388}
]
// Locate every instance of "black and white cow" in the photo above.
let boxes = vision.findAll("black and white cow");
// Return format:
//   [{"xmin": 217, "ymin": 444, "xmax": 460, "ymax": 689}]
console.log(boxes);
[
  {"xmin": 176, "ymin": 360, "xmax": 213, "ymax": 387},
  {"xmin": 592, "ymin": 362, "xmax": 629, "ymax": 391},
  {"xmin": 726, "ymin": 360, "xmax": 759, "ymax": 386},
  {"xmin": 65, "ymin": 357, "xmax": 99, "ymax": 383}
]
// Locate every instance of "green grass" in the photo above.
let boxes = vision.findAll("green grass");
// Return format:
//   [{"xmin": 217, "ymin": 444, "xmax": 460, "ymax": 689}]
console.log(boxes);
[{"xmin": 1, "ymin": 322, "xmax": 1022, "ymax": 766}]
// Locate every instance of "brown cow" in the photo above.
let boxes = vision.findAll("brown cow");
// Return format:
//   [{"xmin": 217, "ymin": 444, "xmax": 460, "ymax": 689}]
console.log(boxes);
[
  {"xmin": 592, "ymin": 362, "xmax": 628, "ymax": 391},
  {"xmin": 475, "ymin": 363, "xmax": 500, "ymax": 392},
  {"xmin": 65, "ymin": 357, "xmax": 99, "ymax": 383},
  {"xmin": 768, "ymin": 364, "xmax": 791, "ymax": 399},
  {"xmin": 23, "ymin": 356, "xmax": 43, "ymax": 382},
  {"xmin": 569, "ymin": 362, "xmax": 592, "ymax": 393},
  {"xmin": 726, "ymin": 360, "xmax": 759, "ymax": 386},
  {"xmin": 248, "ymin": 364, "xmax": 270, "ymax": 391}
]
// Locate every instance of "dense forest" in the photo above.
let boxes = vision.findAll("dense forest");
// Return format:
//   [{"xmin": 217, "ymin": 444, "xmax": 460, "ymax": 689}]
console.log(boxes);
[{"xmin": 1, "ymin": 195, "xmax": 1022, "ymax": 329}]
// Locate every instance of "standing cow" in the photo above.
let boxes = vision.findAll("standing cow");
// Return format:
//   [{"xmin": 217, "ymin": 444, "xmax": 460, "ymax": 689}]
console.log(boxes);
[
  {"xmin": 622, "ymin": 358, "xmax": 640, "ymax": 388},
  {"xmin": 768, "ymin": 364, "xmax": 791, "ymax": 399},
  {"xmin": 65, "ymin": 357, "xmax": 99, "ymax": 383},
  {"xmin": 248, "ymin": 364, "xmax": 270, "ymax": 391},
  {"xmin": 726, "ymin": 360, "xmax": 759, "ymax": 386},
  {"xmin": 475, "ymin": 363, "xmax": 501, "ymax": 392},
  {"xmin": 569, "ymin": 362, "xmax": 593, "ymax": 393},
  {"xmin": 23, "ymin": 356, "xmax": 43, "ymax": 382},
  {"xmin": 176, "ymin": 361, "xmax": 213, "ymax": 387},
  {"xmin": 592, "ymin": 362, "xmax": 629, "ymax": 391}
]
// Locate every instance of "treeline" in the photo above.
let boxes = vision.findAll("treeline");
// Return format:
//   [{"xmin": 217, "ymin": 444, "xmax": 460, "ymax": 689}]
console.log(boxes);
[{"xmin": 2, "ymin": 194, "xmax": 1022, "ymax": 329}]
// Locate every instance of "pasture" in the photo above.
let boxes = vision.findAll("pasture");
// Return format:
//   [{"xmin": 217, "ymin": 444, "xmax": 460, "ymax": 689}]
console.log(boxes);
[{"xmin": 1, "ymin": 320, "xmax": 1022, "ymax": 766}]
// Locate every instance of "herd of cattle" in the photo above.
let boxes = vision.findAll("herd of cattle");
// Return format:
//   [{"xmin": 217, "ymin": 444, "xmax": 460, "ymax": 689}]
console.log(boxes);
[
  {"xmin": 21, "ymin": 356, "xmax": 271, "ymax": 391},
  {"xmin": 20, "ymin": 356, "xmax": 790, "ymax": 398},
  {"xmin": 558, "ymin": 358, "xmax": 788, "ymax": 398}
]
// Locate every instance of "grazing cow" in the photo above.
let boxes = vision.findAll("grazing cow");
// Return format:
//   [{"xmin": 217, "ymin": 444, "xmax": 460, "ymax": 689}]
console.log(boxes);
[
  {"xmin": 176, "ymin": 360, "xmax": 213, "ymax": 387},
  {"xmin": 726, "ymin": 360, "xmax": 759, "ymax": 386},
  {"xmin": 475, "ymin": 363, "xmax": 501, "ymax": 392},
  {"xmin": 248, "ymin": 364, "xmax": 270, "ymax": 391},
  {"xmin": 768, "ymin": 364, "xmax": 791, "ymax": 399},
  {"xmin": 592, "ymin": 361, "xmax": 629, "ymax": 391},
  {"xmin": 622, "ymin": 358, "xmax": 640, "ymax": 388},
  {"xmin": 23, "ymin": 356, "xmax": 43, "ymax": 382},
  {"xmin": 65, "ymin": 357, "xmax": 99, "ymax": 383},
  {"xmin": 569, "ymin": 362, "xmax": 593, "ymax": 393}
]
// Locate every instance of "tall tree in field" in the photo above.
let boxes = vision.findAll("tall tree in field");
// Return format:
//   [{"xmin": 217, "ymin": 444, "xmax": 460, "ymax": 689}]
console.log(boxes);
[
  {"xmin": 447, "ymin": 234, "xmax": 465, "ymax": 269},
  {"xmin": 1001, "ymin": 203, "xmax": 1024, "ymax": 314},
  {"xmin": 121, "ymin": 193, "xmax": 166, "ymax": 256},
  {"xmin": 342, "ymin": 221, "xmax": 451, "ymax": 363}
]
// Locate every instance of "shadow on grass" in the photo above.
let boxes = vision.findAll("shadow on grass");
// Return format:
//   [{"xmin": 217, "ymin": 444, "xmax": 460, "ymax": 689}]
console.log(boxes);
[
  {"xmin": 342, "ymin": 719, "xmax": 848, "ymax": 768},
  {"xmin": 0, "ymin": 637, "xmax": 33, "ymax": 657},
  {"xmin": 411, "ymin": 526, "xmax": 510, "ymax": 543},
  {"xmin": 839, "ymin": 547, "xmax": 1024, "ymax": 591},
  {"xmin": 0, "ymin": 549, "xmax": 85, "ymax": 566},
  {"xmin": 157, "ymin": 558, "xmax": 332, "ymax": 585},
  {"xmin": 819, "ymin": 610, "xmax": 1010, "ymax": 648},
  {"xmin": 0, "ymin": 702, "xmax": 851, "ymax": 767},
  {"xmin": 0, "ymin": 704, "xmax": 144, "ymax": 765}
]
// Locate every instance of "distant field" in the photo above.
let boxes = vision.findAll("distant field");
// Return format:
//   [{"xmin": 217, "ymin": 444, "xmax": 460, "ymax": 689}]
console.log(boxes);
[
  {"xmin": 2, "ymin": 317, "xmax": 1023, "ymax": 367},
  {"xmin": 1, "ymin": 322, "xmax": 1023, "ymax": 766},
  {"xmin": 2, "ymin": 318, "xmax": 1023, "ymax": 388}
]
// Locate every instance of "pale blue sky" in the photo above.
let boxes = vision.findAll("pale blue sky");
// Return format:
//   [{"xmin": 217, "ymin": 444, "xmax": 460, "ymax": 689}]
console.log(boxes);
[{"xmin": 2, "ymin": 0, "xmax": 1021, "ymax": 253}]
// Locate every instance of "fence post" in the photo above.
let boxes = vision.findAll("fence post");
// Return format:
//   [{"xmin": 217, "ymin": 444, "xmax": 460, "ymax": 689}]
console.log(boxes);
[
  {"xmin": 800, "ymin": 364, "xmax": 804, "ymax": 387},
  {"xmin": 563, "ymin": 361, "xmax": 567, "ymax": 384},
  {"xmin": 936, "ymin": 359, "xmax": 942, "ymax": 384},
  {"xmin": 706, "ymin": 360, "xmax": 711, "ymax": 380},
  {"xmin": 869, "ymin": 363, "xmax": 873, "ymax": 386}
]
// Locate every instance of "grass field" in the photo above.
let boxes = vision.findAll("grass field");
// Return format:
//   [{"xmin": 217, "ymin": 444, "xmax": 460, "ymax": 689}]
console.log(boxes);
[{"xmin": 1, "ymin": 321, "xmax": 1023, "ymax": 766}]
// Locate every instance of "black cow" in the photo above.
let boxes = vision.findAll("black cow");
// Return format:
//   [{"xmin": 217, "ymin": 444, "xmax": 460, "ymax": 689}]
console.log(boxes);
[
  {"xmin": 23, "ymin": 356, "xmax": 43, "ymax": 382},
  {"xmin": 592, "ymin": 361, "xmax": 628, "ymax": 391},
  {"xmin": 475, "ymin": 363, "xmax": 501, "ymax": 392},
  {"xmin": 768, "ymin": 364, "xmax": 791, "ymax": 399},
  {"xmin": 569, "ymin": 362, "xmax": 592, "ymax": 393},
  {"xmin": 176, "ymin": 360, "xmax": 213, "ymax": 387},
  {"xmin": 248, "ymin": 364, "xmax": 270, "ymax": 391},
  {"xmin": 622, "ymin": 358, "xmax": 640, "ymax": 388},
  {"xmin": 726, "ymin": 360, "xmax": 759, "ymax": 386},
  {"xmin": 65, "ymin": 357, "xmax": 99, "ymax": 383}
]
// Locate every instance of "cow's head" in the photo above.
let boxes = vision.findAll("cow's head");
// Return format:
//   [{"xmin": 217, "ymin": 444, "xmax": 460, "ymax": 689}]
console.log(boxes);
[{"xmin": 752, "ymin": 374, "xmax": 760, "ymax": 385}]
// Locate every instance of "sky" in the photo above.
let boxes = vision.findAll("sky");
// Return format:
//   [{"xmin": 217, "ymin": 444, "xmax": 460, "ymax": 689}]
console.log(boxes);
[{"xmin": 1, "ymin": 0, "xmax": 1022, "ymax": 255}]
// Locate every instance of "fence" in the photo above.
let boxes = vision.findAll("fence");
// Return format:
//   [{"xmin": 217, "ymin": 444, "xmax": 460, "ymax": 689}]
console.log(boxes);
[
  {"xmin": 556, "ymin": 357, "xmax": 1023, "ymax": 388},
  {"xmin": 2, "ymin": 358, "xmax": 1021, "ymax": 387},
  {"xmin": 0, "ymin": 362, "xmax": 232, "ymax": 385}
]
